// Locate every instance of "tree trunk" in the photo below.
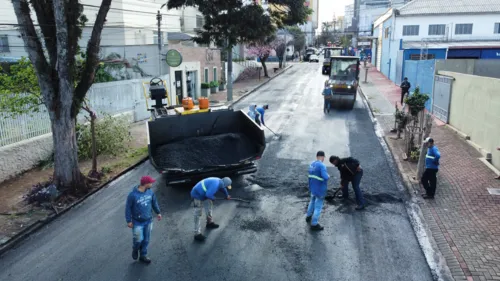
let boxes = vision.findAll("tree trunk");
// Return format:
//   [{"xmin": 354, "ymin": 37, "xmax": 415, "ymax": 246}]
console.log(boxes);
[
  {"xmin": 49, "ymin": 103, "xmax": 86, "ymax": 194},
  {"xmin": 417, "ymin": 114, "xmax": 433, "ymax": 180},
  {"xmin": 89, "ymin": 112, "xmax": 98, "ymax": 177},
  {"xmin": 260, "ymin": 57, "xmax": 269, "ymax": 78},
  {"xmin": 227, "ymin": 44, "xmax": 233, "ymax": 101},
  {"xmin": 279, "ymin": 59, "xmax": 283, "ymax": 68}
]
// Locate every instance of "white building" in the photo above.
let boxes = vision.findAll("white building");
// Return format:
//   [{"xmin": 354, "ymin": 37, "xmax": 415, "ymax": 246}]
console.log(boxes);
[
  {"xmin": 344, "ymin": 4, "xmax": 354, "ymax": 32},
  {"xmin": 0, "ymin": 0, "xmax": 203, "ymax": 60},
  {"xmin": 372, "ymin": 0, "xmax": 500, "ymax": 82},
  {"xmin": 300, "ymin": 0, "xmax": 319, "ymax": 47}
]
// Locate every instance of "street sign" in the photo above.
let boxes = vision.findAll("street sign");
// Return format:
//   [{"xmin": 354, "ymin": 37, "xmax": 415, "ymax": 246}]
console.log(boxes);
[{"xmin": 166, "ymin": 49, "xmax": 182, "ymax": 67}]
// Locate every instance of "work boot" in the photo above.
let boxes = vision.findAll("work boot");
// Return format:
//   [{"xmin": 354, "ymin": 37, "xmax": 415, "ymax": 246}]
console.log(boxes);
[
  {"xmin": 422, "ymin": 194, "xmax": 434, "ymax": 199},
  {"xmin": 194, "ymin": 233, "xmax": 206, "ymax": 242},
  {"xmin": 139, "ymin": 256, "xmax": 151, "ymax": 264},
  {"xmin": 206, "ymin": 222, "xmax": 220, "ymax": 229},
  {"xmin": 132, "ymin": 249, "xmax": 139, "ymax": 260},
  {"xmin": 355, "ymin": 205, "xmax": 365, "ymax": 211},
  {"xmin": 310, "ymin": 224, "xmax": 324, "ymax": 231},
  {"xmin": 305, "ymin": 216, "xmax": 312, "ymax": 223}
]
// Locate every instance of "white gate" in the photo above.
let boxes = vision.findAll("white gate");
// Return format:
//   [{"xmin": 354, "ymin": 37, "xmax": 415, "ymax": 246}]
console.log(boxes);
[{"xmin": 432, "ymin": 75, "xmax": 453, "ymax": 123}]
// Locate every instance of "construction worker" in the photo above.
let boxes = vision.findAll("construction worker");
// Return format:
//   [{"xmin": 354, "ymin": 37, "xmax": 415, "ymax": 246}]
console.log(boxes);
[
  {"xmin": 400, "ymin": 77, "xmax": 411, "ymax": 106},
  {"xmin": 247, "ymin": 105, "xmax": 261, "ymax": 125},
  {"xmin": 306, "ymin": 151, "xmax": 330, "ymax": 231},
  {"xmin": 125, "ymin": 175, "xmax": 162, "ymax": 264},
  {"xmin": 190, "ymin": 177, "xmax": 232, "ymax": 242},
  {"xmin": 421, "ymin": 137, "xmax": 441, "ymax": 199},
  {"xmin": 256, "ymin": 105, "xmax": 269, "ymax": 126},
  {"xmin": 329, "ymin": 155, "xmax": 366, "ymax": 210},
  {"xmin": 322, "ymin": 86, "xmax": 333, "ymax": 113}
]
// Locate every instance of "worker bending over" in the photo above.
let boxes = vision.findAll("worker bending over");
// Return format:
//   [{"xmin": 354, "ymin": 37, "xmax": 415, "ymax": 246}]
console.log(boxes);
[
  {"xmin": 190, "ymin": 177, "xmax": 232, "ymax": 242},
  {"xmin": 256, "ymin": 105, "xmax": 269, "ymax": 126},
  {"xmin": 306, "ymin": 151, "xmax": 330, "ymax": 231},
  {"xmin": 247, "ymin": 105, "xmax": 261, "ymax": 125},
  {"xmin": 330, "ymin": 156, "xmax": 366, "ymax": 210}
]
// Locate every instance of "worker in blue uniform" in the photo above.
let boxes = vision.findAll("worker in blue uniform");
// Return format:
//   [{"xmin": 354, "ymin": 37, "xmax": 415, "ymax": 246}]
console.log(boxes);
[
  {"xmin": 421, "ymin": 137, "xmax": 441, "ymax": 199},
  {"xmin": 306, "ymin": 151, "xmax": 330, "ymax": 231},
  {"xmin": 190, "ymin": 177, "xmax": 232, "ymax": 241},
  {"xmin": 256, "ymin": 105, "xmax": 269, "ymax": 126},
  {"xmin": 323, "ymin": 86, "xmax": 332, "ymax": 113},
  {"xmin": 247, "ymin": 105, "xmax": 261, "ymax": 125}
]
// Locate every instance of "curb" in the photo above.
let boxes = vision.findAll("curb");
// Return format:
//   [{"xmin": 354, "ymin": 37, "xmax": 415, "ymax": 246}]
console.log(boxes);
[
  {"xmin": 358, "ymin": 86, "xmax": 454, "ymax": 281},
  {"xmin": 212, "ymin": 64, "xmax": 294, "ymax": 108},
  {"xmin": 0, "ymin": 156, "xmax": 149, "ymax": 257}
]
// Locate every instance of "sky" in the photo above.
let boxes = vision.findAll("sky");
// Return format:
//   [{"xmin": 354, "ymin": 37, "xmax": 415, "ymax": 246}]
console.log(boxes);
[{"xmin": 317, "ymin": 0, "xmax": 353, "ymax": 31}]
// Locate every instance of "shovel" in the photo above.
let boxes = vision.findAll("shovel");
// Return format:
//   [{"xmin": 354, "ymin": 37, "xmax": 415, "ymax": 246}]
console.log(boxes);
[{"xmin": 263, "ymin": 124, "xmax": 281, "ymax": 140}]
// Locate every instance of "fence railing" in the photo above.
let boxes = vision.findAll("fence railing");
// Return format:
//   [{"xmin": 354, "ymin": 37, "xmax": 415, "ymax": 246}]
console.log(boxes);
[{"xmin": 0, "ymin": 77, "xmax": 150, "ymax": 148}]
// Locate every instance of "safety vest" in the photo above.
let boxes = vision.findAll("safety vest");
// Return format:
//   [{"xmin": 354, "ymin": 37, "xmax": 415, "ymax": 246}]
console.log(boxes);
[
  {"xmin": 308, "ymin": 174, "xmax": 324, "ymax": 182},
  {"xmin": 201, "ymin": 180, "xmax": 207, "ymax": 192}
]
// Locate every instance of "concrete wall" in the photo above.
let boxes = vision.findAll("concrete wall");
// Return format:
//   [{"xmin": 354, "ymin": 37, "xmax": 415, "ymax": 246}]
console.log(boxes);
[
  {"xmin": 440, "ymin": 71, "xmax": 500, "ymax": 170},
  {"xmin": 436, "ymin": 59, "xmax": 500, "ymax": 79},
  {"xmin": 380, "ymin": 17, "xmax": 393, "ymax": 78}
]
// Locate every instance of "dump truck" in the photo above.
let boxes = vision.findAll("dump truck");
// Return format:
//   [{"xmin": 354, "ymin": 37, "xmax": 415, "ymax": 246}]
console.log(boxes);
[
  {"xmin": 323, "ymin": 56, "xmax": 360, "ymax": 110},
  {"xmin": 145, "ymin": 78, "xmax": 266, "ymax": 185}
]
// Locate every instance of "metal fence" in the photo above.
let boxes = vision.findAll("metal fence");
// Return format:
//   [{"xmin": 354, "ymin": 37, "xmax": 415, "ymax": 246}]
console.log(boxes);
[{"xmin": 0, "ymin": 77, "xmax": 153, "ymax": 148}]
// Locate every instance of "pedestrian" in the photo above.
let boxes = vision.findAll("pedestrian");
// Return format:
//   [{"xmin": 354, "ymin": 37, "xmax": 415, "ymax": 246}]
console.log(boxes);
[
  {"xmin": 400, "ymin": 77, "xmax": 411, "ymax": 106},
  {"xmin": 322, "ymin": 86, "xmax": 333, "ymax": 113},
  {"xmin": 191, "ymin": 177, "xmax": 232, "ymax": 242},
  {"xmin": 125, "ymin": 175, "xmax": 162, "ymax": 264},
  {"xmin": 247, "ymin": 105, "xmax": 261, "ymax": 125},
  {"xmin": 256, "ymin": 105, "xmax": 269, "ymax": 126},
  {"xmin": 306, "ymin": 151, "xmax": 330, "ymax": 231},
  {"xmin": 329, "ymin": 155, "xmax": 366, "ymax": 210},
  {"xmin": 421, "ymin": 137, "xmax": 441, "ymax": 199}
]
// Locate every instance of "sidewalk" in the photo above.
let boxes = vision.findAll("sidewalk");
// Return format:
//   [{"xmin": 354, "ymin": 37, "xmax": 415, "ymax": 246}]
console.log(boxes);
[
  {"xmin": 360, "ymin": 65, "xmax": 500, "ymax": 281},
  {"xmin": 209, "ymin": 62, "xmax": 285, "ymax": 105}
]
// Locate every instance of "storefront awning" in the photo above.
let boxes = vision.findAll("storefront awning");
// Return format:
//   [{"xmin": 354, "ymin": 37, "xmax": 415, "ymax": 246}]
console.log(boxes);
[{"xmin": 167, "ymin": 32, "xmax": 193, "ymax": 41}]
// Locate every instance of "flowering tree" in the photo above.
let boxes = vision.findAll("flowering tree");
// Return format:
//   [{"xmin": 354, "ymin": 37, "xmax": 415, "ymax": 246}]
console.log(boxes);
[{"xmin": 247, "ymin": 43, "xmax": 275, "ymax": 78}]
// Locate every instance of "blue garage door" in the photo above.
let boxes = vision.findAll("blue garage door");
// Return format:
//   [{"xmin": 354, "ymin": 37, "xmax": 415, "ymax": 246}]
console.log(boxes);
[{"xmin": 447, "ymin": 49, "xmax": 481, "ymax": 58}]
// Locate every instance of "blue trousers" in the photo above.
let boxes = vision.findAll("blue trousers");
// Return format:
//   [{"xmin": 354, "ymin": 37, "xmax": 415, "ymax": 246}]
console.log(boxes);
[
  {"xmin": 306, "ymin": 195, "xmax": 324, "ymax": 226},
  {"xmin": 323, "ymin": 98, "xmax": 331, "ymax": 111},
  {"xmin": 342, "ymin": 170, "xmax": 365, "ymax": 206},
  {"xmin": 132, "ymin": 220, "xmax": 153, "ymax": 256}
]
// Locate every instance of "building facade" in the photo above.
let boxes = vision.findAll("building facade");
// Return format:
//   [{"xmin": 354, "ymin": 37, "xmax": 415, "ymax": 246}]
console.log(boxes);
[
  {"xmin": 372, "ymin": 0, "xmax": 500, "ymax": 83},
  {"xmin": 300, "ymin": 0, "xmax": 319, "ymax": 46}
]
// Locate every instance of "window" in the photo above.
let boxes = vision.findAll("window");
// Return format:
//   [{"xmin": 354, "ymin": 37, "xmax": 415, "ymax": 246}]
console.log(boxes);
[
  {"xmin": 428, "ymin": 24, "xmax": 445, "ymax": 36},
  {"xmin": 196, "ymin": 15, "xmax": 203, "ymax": 29},
  {"xmin": 384, "ymin": 27, "xmax": 390, "ymax": 39},
  {"xmin": 455, "ymin": 24, "xmax": 473, "ymax": 35},
  {"xmin": 409, "ymin": 54, "xmax": 435, "ymax": 60},
  {"xmin": 204, "ymin": 68, "xmax": 209, "ymax": 83},
  {"xmin": 495, "ymin": 23, "xmax": 500, "ymax": 34},
  {"xmin": 402, "ymin": 25, "xmax": 419, "ymax": 36},
  {"xmin": 0, "ymin": 35, "xmax": 9, "ymax": 52},
  {"xmin": 213, "ymin": 67, "xmax": 217, "ymax": 82}
]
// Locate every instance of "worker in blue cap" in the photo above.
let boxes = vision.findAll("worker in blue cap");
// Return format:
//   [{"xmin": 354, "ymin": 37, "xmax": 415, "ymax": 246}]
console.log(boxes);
[
  {"xmin": 190, "ymin": 177, "xmax": 232, "ymax": 241},
  {"xmin": 256, "ymin": 105, "xmax": 269, "ymax": 126},
  {"xmin": 306, "ymin": 151, "xmax": 330, "ymax": 231}
]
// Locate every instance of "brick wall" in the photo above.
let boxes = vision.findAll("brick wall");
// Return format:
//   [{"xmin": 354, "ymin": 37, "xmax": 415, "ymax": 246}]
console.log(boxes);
[{"xmin": 169, "ymin": 44, "xmax": 222, "ymax": 83}]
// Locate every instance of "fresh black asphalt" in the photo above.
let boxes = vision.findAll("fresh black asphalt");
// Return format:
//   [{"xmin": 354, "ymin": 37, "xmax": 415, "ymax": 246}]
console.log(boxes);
[{"xmin": 0, "ymin": 63, "xmax": 433, "ymax": 281}]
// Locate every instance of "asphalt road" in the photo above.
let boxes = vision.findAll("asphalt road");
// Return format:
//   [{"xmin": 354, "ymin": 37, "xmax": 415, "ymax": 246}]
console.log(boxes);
[{"xmin": 0, "ymin": 62, "xmax": 433, "ymax": 281}]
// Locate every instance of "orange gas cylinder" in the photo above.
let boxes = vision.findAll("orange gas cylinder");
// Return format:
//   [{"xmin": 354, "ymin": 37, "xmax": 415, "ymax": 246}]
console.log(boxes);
[
  {"xmin": 198, "ymin": 97, "xmax": 209, "ymax": 109},
  {"xmin": 182, "ymin": 97, "xmax": 194, "ymax": 110}
]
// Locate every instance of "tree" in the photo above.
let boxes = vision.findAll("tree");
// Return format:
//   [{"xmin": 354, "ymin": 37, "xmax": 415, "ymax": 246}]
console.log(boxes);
[
  {"xmin": 273, "ymin": 37, "xmax": 287, "ymax": 68},
  {"xmin": 286, "ymin": 26, "xmax": 306, "ymax": 54},
  {"xmin": 247, "ymin": 41, "xmax": 275, "ymax": 78},
  {"xmin": 11, "ymin": 0, "xmax": 112, "ymax": 193},
  {"xmin": 167, "ymin": 0, "xmax": 310, "ymax": 101}
]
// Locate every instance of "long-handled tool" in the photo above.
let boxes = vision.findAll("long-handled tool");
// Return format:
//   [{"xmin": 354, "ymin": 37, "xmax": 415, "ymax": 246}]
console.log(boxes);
[
  {"xmin": 215, "ymin": 197, "xmax": 251, "ymax": 203},
  {"xmin": 263, "ymin": 124, "xmax": 281, "ymax": 140}
]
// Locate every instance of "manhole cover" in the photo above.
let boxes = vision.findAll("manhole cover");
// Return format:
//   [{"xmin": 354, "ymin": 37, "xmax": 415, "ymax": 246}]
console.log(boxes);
[{"xmin": 487, "ymin": 188, "xmax": 500, "ymax": 195}]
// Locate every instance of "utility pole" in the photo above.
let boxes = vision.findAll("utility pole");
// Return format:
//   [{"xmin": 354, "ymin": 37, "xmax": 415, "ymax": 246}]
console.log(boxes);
[
  {"xmin": 157, "ymin": 10, "xmax": 163, "ymax": 76},
  {"xmin": 227, "ymin": 40, "xmax": 233, "ymax": 102},
  {"xmin": 417, "ymin": 113, "xmax": 433, "ymax": 179}
]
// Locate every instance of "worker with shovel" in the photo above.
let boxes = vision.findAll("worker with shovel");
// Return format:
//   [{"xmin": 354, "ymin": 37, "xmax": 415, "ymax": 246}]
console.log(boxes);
[
  {"xmin": 306, "ymin": 151, "xmax": 330, "ymax": 231},
  {"xmin": 247, "ymin": 105, "xmax": 261, "ymax": 125},
  {"xmin": 190, "ymin": 177, "xmax": 232, "ymax": 242},
  {"xmin": 329, "ymin": 156, "xmax": 366, "ymax": 210},
  {"xmin": 256, "ymin": 105, "xmax": 269, "ymax": 126}
]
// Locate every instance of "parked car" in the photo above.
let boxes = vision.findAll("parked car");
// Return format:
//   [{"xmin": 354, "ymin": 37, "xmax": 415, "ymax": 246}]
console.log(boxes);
[{"xmin": 309, "ymin": 54, "xmax": 319, "ymax": 62}]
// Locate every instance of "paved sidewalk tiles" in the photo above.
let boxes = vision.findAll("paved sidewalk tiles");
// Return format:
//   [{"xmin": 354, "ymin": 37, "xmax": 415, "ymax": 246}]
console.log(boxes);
[{"xmin": 360, "ymin": 65, "xmax": 500, "ymax": 281}]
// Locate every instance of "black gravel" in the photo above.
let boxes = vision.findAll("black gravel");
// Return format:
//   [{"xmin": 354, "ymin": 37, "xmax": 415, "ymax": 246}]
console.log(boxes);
[{"xmin": 153, "ymin": 133, "xmax": 258, "ymax": 169}]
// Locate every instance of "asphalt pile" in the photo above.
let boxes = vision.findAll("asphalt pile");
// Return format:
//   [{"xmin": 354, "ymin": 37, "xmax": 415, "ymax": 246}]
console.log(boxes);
[{"xmin": 154, "ymin": 133, "xmax": 257, "ymax": 170}]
